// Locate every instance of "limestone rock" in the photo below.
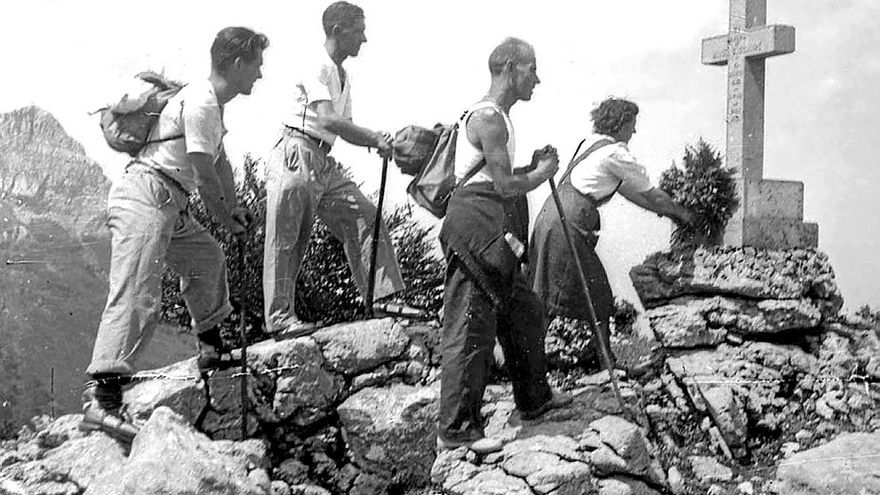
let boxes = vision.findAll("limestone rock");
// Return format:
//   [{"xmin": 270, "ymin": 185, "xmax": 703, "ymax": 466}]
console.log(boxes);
[
  {"xmin": 248, "ymin": 337, "xmax": 343, "ymax": 426},
  {"xmin": 586, "ymin": 416, "xmax": 663, "ymax": 485},
  {"xmin": 212, "ymin": 438, "xmax": 271, "ymax": 471},
  {"xmin": 501, "ymin": 449, "xmax": 591, "ymax": 494},
  {"xmin": 203, "ymin": 368, "xmax": 261, "ymax": 440},
  {"xmin": 85, "ymin": 407, "xmax": 265, "ymax": 495},
  {"xmin": 337, "ymin": 382, "xmax": 440, "ymax": 487},
  {"xmin": 646, "ymin": 297, "xmax": 822, "ymax": 347},
  {"xmin": 689, "ymin": 455, "xmax": 733, "ymax": 483},
  {"xmin": 775, "ymin": 432, "xmax": 880, "ymax": 494},
  {"xmin": 1, "ymin": 428, "xmax": 126, "ymax": 495},
  {"xmin": 630, "ymin": 247, "xmax": 842, "ymax": 309},
  {"xmin": 525, "ymin": 460, "xmax": 592, "ymax": 494},
  {"xmin": 312, "ymin": 318, "xmax": 409, "ymax": 375},
  {"xmin": 701, "ymin": 385, "xmax": 748, "ymax": 448},
  {"xmin": 431, "ymin": 448, "xmax": 482, "ymax": 491},
  {"xmin": 598, "ymin": 477, "xmax": 662, "ymax": 495},
  {"xmin": 667, "ymin": 466, "xmax": 686, "ymax": 495},
  {"xmin": 270, "ymin": 480, "xmax": 291, "ymax": 495},
  {"xmin": 447, "ymin": 469, "xmax": 533, "ymax": 495},
  {"xmin": 125, "ymin": 357, "xmax": 207, "ymax": 426},
  {"xmin": 666, "ymin": 342, "xmax": 820, "ymax": 430},
  {"xmin": 645, "ymin": 302, "xmax": 726, "ymax": 347},
  {"xmin": 276, "ymin": 458, "xmax": 311, "ymax": 486}
]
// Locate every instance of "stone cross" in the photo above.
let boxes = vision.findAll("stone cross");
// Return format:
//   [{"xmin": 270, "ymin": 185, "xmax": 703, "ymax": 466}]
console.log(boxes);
[{"xmin": 702, "ymin": 0, "xmax": 817, "ymax": 248}]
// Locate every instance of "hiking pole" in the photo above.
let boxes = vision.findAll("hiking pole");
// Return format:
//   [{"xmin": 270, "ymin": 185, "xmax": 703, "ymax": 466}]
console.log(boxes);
[
  {"xmin": 365, "ymin": 155, "xmax": 390, "ymax": 319},
  {"xmin": 547, "ymin": 178, "xmax": 627, "ymax": 413},
  {"xmin": 237, "ymin": 238, "xmax": 248, "ymax": 440}
]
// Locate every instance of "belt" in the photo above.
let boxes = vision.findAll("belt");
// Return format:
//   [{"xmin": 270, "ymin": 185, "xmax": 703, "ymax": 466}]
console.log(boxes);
[
  {"xmin": 126, "ymin": 161, "xmax": 191, "ymax": 198},
  {"xmin": 285, "ymin": 126, "xmax": 332, "ymax": 154}
]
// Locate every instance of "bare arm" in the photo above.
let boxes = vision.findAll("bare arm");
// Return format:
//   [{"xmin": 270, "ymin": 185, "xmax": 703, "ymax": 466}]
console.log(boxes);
[
  {"xmin": 214, "ymin": 149, "xmax": 237, "ymax": 211},
  {"xmin": 312, "ymin": 100, "xmax": 390, "ymax": 156},
  {"xmin": 619, "ymin": 186, "xmax": 693, "ymax": 224},
  {"xmin": 191, "ymin": 152, "xmax": 246, "ymax": 235},
  {"xmin": 469, "ymin": 108, "xmax": 558, "ymax": 195}
]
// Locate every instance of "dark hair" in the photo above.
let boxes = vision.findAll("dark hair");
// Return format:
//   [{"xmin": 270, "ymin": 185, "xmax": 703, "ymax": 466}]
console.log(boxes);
[
  {"xmin": 211, "ymin": 27, "xmax": 269, "ymax": 74},
  {"xmin": 323, "ymin": 1, "xmax": 365, "ymax": 36},
  {"xmin": 591, "ymin": 98, "xmax": 639, "ymax": 136},
  {"xmin": 488, "ymin": 37, "xmax": 534, "ymax": 75}
]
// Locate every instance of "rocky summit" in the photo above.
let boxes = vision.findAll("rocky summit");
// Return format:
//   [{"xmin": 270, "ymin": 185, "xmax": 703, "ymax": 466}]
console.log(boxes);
[{"xmin": 1, "ymin": 245, "xmax": 879, "ymax": 494}]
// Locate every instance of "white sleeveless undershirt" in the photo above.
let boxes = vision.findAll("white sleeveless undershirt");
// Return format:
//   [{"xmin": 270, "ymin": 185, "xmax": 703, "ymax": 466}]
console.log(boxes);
[{"xmin": 453, "ymin": 101, "xmax": 516, "ymax": 186}]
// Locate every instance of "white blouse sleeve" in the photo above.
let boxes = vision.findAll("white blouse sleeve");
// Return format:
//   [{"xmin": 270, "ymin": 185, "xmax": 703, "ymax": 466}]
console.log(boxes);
[{"xmin": 603, "ymin": 144, "xmax": 652, "ymax": 195}]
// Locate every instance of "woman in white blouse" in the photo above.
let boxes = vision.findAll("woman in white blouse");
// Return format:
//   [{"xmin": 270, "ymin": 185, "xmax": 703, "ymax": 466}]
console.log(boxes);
[{"xmin": 530, "ymin": 98, "xmax": 692, "ymax": 366}]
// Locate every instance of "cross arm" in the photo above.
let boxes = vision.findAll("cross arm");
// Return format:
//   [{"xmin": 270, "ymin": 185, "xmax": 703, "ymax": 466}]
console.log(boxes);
[{"xmin": 702, "ymin": 25, "xmax": 796, "ymax": 66}]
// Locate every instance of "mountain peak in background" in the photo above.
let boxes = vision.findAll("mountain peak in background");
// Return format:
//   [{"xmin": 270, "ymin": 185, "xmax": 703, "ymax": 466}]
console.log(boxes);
[
  {"xmin": 0, "ymin": 106, "xmax": 192, "ymax": 437},
  {"xmin": 0, "ymin": 105, "xmax": 107, "ymax": 210}
]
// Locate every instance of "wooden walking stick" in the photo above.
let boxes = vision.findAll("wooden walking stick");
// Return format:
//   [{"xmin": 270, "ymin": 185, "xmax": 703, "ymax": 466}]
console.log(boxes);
[
  {"xmin": 547, "ymin": 177, "xmax": 628, "ymax": 412},
  {"xmin": 237, "ymin": 238, "xmax": 248, "ymax": 440},
  {"xmin": 365, "ymin": 155, "xmax": 390, "ymax": 319}
]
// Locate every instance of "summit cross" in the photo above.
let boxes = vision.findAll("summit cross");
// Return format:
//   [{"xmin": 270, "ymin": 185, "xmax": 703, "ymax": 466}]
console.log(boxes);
[{"xmin": 702, "ymin": 0, "xmax": 817, "ymax": 248}]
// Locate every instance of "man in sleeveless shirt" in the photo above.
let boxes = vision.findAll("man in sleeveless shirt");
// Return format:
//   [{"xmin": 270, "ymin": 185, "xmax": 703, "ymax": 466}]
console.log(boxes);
[
  {"xmin": 263, "ymin": 1, "xmax": 415, "ymax": 335},
  {"xmin": 436, "ymin": 38, "xmax": 572, "ymax": 454},
  {"xmin": 82, "ymin": 27, "xmax": 268, "ymax": 441}
]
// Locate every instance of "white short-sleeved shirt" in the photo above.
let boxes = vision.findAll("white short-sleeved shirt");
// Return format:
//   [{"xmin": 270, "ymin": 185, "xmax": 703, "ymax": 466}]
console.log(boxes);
[
  {"xmin": 138, "ymin": 79, "xmax": 225, "ymax": 193},
  {"xmin": 283, "ymin": 50, "xmax": 352, "ymax": 145},
  {"xmin": 568, "ymin": 134, "xmax": 652, "ymax": 199},
  {"xmin": 454, "ymin": 101, "xmax": 516, "ymax": 186}
]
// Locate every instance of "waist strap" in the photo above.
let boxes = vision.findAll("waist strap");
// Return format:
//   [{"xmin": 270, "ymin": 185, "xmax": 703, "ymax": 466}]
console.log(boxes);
[
  {"xmin": 126, "ymin": 161, "xmax": 191, "ymax": 198},
  {"xmin": 283, "ymin": 126, "xmax": 332, "ymax": 154}
]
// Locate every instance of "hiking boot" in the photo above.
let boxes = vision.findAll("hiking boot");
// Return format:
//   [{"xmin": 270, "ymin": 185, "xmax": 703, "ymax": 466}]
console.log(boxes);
[
  {"xmin": 78, "ymin": 375, "xmax": 138, "ymax": 444},
  {"xmin": 197, "ymin": 327, "xmax": 237, "ymax": 373},
  {"xmin": 520, "ymin": 391, "xmax": 574, "ymax": 421},
  {"xmin": 436, "ymin": 436, "xmax": 503, "ymax": 454}
]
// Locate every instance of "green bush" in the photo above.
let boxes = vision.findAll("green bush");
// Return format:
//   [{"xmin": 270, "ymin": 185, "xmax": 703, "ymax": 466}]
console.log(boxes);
[
  {"xmin": 659, "ymin": 139, "xmax": 738, "ymax": 246},
  {"xmin": 160, "ymin": 155, "xmax": 444, "ymax": 344}
]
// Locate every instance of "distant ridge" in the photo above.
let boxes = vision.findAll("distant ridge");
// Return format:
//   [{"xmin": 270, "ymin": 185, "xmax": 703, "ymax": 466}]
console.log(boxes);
[{"xmin": 0, "ymin": 106, "xmax": 192, "ymax": 437}]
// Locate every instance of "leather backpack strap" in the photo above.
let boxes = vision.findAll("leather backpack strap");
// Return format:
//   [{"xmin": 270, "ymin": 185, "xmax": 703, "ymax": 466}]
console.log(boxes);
[
  {"xmin": 559, "ymin": 138, "xmax": 615, "ymax": 185},
  {"xmin": 451, "ymin": 102, "xmax": 500, "ymax": 191}
]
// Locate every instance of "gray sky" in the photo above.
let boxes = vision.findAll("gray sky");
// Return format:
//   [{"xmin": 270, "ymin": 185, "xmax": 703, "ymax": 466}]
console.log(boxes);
[{"xmin": 3, "ymin": 0, "xmax": 878, "ymax": 310}]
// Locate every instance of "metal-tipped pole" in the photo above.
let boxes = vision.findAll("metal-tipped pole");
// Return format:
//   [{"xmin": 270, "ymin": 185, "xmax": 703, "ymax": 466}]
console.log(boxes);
[
  {"xmin": 547, "ymin": 178, "xmax": 627, "ymax": 411},
  {"xmin": 237, "ymin": 239, "xmax": 248, "ymax": 440},
  {"xmin": 365, "ymin": 155, "xmax": 390, "ymax": 318}
]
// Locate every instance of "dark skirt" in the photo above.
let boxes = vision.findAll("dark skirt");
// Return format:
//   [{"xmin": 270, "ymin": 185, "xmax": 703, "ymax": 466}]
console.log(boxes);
[{"xmin": 529, "ymin": 182, "xmax": 614, "ymax": 322}]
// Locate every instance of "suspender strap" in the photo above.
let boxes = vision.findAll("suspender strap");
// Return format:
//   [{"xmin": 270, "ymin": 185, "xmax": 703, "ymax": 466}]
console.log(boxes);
[
  {"xmin": 559, "ymin": 138, "xmax": 623, "ymax": 203},
  {"xmin": 559, "ymin": 138, "xmax": 614, "ymax": 184}
]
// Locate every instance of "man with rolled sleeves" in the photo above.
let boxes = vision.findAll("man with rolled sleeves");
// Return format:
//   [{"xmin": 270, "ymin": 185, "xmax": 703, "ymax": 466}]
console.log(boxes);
[{"xmin": 263, "ymin": 1, "xmax": 416, "ymax": 336}]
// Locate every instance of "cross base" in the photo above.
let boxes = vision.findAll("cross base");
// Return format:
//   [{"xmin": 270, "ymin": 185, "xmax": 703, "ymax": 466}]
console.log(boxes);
[{"xmin": 725, "ymin": 217, "xmax": 818, "ymax": 249}]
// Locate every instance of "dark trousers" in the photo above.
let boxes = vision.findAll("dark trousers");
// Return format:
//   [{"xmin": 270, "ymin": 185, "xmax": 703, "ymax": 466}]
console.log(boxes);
[{"xmin": 438, "ymin": 256, "xmax": 553, "ymax": 442}]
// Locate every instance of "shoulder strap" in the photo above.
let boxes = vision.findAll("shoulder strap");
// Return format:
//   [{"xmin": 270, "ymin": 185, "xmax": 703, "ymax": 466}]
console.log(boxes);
[
  {"xmin": 560, "ymin": 138, "xmax": 615, "ymax": 185},
  {"xmin": 450, "ymin": 104, "xmax": 494, "ymax": 190}
]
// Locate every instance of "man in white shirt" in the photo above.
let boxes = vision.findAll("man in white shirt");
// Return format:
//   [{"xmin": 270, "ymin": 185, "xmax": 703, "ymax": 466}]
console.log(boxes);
[
  {"xmin": 263, "ymin": 1, "xmax": 412, "ymax": 335},
  {"xmin": 81, "ymin": 27, "xmax": 267, "ymax": 442}
]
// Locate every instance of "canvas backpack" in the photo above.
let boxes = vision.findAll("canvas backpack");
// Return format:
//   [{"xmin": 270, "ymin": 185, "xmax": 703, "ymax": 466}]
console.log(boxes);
[
  {"xmin": 96, "ymin": 71, "xmax": 185, "ymax": 156},
  {"xmin": 392, "ymin": 109, "xmax": 486, "ymax": 219}
]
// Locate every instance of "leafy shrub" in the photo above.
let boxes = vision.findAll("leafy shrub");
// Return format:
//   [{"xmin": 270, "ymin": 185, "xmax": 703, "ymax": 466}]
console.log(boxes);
[
  {"xmin": 544, "ymin": 298, "xmax": 639, "ymax": 371},
  {"xmin": 160, "ymin": 155, "xmax": 444, "ymax": 345},
  {"xmin": 659, "ymin": 139, "xmax": 738, "ymax": 246}
]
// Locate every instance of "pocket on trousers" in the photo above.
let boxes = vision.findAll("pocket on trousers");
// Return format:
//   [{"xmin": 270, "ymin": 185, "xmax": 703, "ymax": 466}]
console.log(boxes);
[
  {"xmin": 477, "ymin": 234, "xmax": 519, "ymax": 288},
  {"xmin": 146, "ymin": 175, "xmax": 172, "ymax": 208},
  {"xmin": 283, "ymin": 141, "xmax": 320, "ymax": 174}
]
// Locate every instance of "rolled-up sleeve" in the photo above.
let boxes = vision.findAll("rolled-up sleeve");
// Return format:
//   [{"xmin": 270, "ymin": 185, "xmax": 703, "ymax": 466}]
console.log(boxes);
[
  {"xmin": 297, "ymin": 64, "xmax": 333, "ymax": 105},
  {"xmin": 604, "ymin": 145, "xmax": 652, "ymax": 195},
  {"xmin": 183, "ymin": 93, "xmax": 223, "ymax": 159}
]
